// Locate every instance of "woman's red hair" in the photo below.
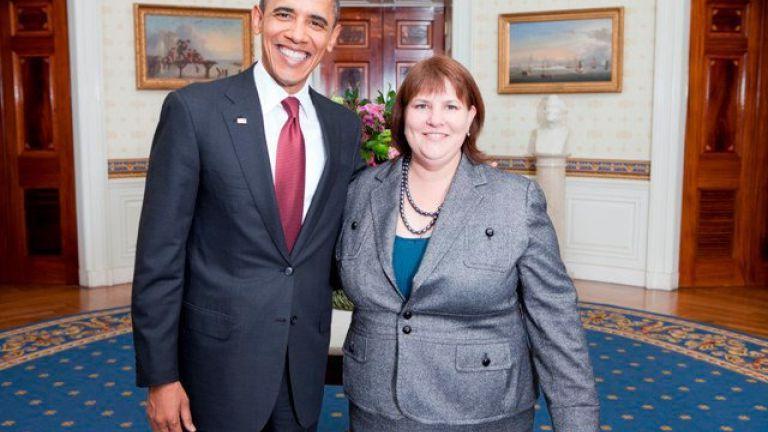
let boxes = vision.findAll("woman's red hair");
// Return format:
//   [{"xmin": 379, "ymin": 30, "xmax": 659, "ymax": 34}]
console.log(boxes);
[{"xmin": 391, "ymin": 55, "xmax": 487, "ymax": 164}]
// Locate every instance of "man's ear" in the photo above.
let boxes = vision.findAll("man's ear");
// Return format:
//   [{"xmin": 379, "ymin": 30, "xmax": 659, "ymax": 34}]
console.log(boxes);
[
  {"xmin": 326, "ymin": 23, "xmax": 342, "ymax": 53},
  {"xmin": 252, "ymin": 5, "xmax": 263, "ymax": 36}
]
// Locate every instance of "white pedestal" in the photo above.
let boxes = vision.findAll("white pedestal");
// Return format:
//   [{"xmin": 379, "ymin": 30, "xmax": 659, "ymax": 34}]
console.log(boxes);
[
  {"xmin": 535, "ymin": 154, "xmax": 568, "ymax": 257},
  {"xmin": 329, "ymin": 309, "xmax": 352, "ymax": 355}
]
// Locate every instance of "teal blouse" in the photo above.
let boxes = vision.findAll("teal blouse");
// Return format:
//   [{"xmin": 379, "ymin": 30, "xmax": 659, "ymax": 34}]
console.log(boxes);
[{"xmin": 392, "ymin": 236, "xmax": 430, "ymax": 301}]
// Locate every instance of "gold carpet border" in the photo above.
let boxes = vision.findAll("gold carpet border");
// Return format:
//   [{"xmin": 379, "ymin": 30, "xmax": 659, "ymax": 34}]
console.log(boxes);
[
  {"xmin": 0, "ymin": 308, "xmax": 130, "ymax": 339},
  {"xmin": 580, "ymin": 304, "xmax": 768, "ymax": 383},
  {"xmin": 581, "ymin": 304, "xmax": 768, "ymax": 345},
  {"xmin": 0, "ymin": 308, "xmax": 132, "ymax": 371}
]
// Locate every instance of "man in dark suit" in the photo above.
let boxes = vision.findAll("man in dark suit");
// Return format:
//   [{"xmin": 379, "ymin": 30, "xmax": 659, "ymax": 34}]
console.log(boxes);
[{"xmin": 131, "ymin": 1, "xmax": 360, "ymax": 431}]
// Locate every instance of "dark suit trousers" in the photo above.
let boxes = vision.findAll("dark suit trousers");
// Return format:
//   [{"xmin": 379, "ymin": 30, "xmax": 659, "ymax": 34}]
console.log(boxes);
[{"xmin": 262, "ymin": 362, "xmax": 318, "ymax": 432}]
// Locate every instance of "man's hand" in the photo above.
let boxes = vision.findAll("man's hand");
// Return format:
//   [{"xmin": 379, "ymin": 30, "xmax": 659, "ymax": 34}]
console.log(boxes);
[{"xmin": 146, "ymin": 381, "xmax": 196, "ymax": 432}]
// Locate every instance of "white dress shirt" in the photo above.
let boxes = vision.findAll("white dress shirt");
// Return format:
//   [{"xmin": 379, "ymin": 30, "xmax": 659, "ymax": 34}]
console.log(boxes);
[{"xmin": 253, "ymin": 62, "xmax": 326, "ymax": 221}]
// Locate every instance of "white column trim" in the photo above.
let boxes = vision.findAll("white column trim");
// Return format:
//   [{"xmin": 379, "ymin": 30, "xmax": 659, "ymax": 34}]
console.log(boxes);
[
  {"xmin": 645, "ymin": 0, "xmax": 691, "ymax": 290},
  {"xmin": 450, "ymin": 0, "xmax": 472, "ymax": 69},
  {"xmin": 68, "ymin": 0, "xmax": 113, "ymax": 287}
]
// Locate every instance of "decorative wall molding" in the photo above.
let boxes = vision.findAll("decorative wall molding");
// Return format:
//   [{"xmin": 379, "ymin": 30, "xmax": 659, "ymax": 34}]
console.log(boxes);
[
  {"xmin": 449, "ymin": 0, "xmax": 472, "ymax": 69},
  {"xmin": 108, "ymin": 159, "xmax": 150, "ymax": 178},
  {"xmin": 563, "ymin": 177, "xmax": 650, "ymax": 287},
  {"xmin": 495, "ymin": 157, "xmax": 650, "ymax": 180},
  {"xmin": 101, "ymin": 176, "xmax": 651, "ymax": 288},
  {"xmin": 108, "ymin": 156, "xmax": 651, "ymax": 180},
  {"xmin": 68, "ymin": 0, "xmax": 113, "ymax": 287},
  {"xmin": 106, "ymin": 179, "xmax": 146, "ymax": 285},
  {"xmin": 644, "ymin": 0, "xmax": 690, "ymax": 291}
]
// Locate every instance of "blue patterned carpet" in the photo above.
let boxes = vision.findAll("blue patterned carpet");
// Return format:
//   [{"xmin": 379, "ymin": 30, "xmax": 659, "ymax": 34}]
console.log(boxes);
[{"xmin": 1, "ymin": 304, "xmax": 766, "ymax": 431}]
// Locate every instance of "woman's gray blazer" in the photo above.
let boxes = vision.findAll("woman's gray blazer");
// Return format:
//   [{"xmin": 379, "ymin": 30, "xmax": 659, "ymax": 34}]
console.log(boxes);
[{"xmin": 336, "ymin": 155, "xmax": 600, "ymax": 431}]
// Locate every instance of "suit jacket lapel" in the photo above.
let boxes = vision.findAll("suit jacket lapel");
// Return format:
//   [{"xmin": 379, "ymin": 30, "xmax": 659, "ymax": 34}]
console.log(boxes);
[
  {"xmin": 222, "ymin": 66, "xmax": 289, "ymax": 261},
  {"xmin": 290, "ymin": 90, "xmax": 339, "ymax": 259},
  {"xmin": 410, "ymin": 156, "xmax": 486, "ymax": 295},
  {"xmin": 370, "ymin": 160, "xmax": 402, "ymax": 299}
]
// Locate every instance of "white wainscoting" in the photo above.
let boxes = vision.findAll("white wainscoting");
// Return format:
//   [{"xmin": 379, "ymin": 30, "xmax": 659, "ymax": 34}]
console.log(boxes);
[
  {"xmin": 563, "ymin": 177, "xmax": 650, "ymax": 287},
  {"xmin": 106, "ymin": 176, "xmax": 651, "ymax": 288},
  {"xmin": 106, "ymin": 178, "xmax": 146, "ymax": 285}
]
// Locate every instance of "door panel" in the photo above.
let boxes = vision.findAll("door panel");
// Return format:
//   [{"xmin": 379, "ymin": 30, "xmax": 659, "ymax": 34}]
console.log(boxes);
[
  {"xmin": 322, "ymin": 8, "xmax": 383, "ymax": 99},
  {"xmin": 382, "ymin": 7, "xmax": 445, "ymax": 91},
  {"xmin": 753, "ymin": 0, "xmax": 768, "ymax": 283},
  {"xmin": 0, "ymin": 0, "xmax": 78, "ymax": 284},
  {"xmin": 320, "ymin": 6, "xmax": 445, "ymax": 98},
  {"xmin": 680, "ymin": 0, "xmax": 767, "ymax": 286}
]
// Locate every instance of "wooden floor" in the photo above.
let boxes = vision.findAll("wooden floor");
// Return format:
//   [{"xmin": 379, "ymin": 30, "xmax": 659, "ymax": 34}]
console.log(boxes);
[{"xmin": 1, "ymin": 281, "xmax": 767, "ymax": 338}]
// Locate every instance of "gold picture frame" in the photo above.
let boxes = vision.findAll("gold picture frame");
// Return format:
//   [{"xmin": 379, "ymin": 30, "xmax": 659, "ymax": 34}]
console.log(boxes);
[
  {"xmin": 134, "ymin": 4, "xmax": 253, "ymax": 90},
  {"xmin": 498, "ymin": 8, "xmax": 624, "ymax": 94}
]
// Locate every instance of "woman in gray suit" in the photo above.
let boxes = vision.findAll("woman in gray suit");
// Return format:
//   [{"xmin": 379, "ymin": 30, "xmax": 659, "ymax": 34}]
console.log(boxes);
[{"xmin": 336, "ymin": 55, "xmax": 599, "ymax": 432}]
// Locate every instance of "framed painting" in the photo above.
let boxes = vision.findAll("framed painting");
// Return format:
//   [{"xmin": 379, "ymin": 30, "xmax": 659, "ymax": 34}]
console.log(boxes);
[
  {"xmin": 335, "ymin": 63, "xmax": 369, "ymax": 99},
  {"xmin": 498, "ymin": 8, "xmax": 623, "ymax": 94},
  {"xmin": 337, "ymin": 21, "xmax": 369, "ymax": 48},
  {"xmin": 134, "ymin": 4, "xmax": 253, "ymax": 90},
  {"xmin": 397, "ymin": 21, "xmax": 432, "ymax": 49},
  {"xmin": 396, "ymin": 62, "xmax": 416, "ymax": 88}
]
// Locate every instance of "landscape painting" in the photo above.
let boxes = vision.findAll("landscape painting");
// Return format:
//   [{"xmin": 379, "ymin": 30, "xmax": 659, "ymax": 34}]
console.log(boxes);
[
  {"xmin": 134, "ymin": 5, "xmax": 252, "ymax": 89},
  {"xmin": 498, "ymin": 8, "xmax": 623, "ymax": 94}
]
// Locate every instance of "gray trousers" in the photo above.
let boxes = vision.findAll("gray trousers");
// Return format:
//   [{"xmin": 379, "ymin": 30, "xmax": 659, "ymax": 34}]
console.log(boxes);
[{"xmin": 349, "ymin": 404, "xmax": 535, "ymax": 432}]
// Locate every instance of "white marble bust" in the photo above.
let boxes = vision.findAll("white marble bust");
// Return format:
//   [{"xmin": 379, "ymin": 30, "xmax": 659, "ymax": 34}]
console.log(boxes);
[{"xmin": 533, "ymin": 95, "xmax": 570, "ymax": 157}]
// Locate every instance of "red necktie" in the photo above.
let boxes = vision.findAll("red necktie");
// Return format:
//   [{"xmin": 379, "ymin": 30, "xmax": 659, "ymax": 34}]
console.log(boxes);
[{"xmin": 275, "ymin": 97, "xmax": 305, "ymax": 253}]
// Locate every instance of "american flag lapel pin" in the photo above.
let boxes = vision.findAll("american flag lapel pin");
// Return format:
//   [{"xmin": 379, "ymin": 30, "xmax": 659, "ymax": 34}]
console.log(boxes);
[{"xmin": 236, "ymin": 116, "xmax": 248, "ymax": 125}]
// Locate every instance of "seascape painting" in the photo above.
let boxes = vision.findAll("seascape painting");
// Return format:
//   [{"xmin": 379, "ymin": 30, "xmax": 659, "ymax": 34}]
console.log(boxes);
[
  {"xmin": 134, "ymin": 5, "xmax": 252, "ymax": 89},
  {"xmin": 509, "ymin": 18, "xmax": 613, "ymax": 83},
  {"xmin": 498, "ymin": 8, "xmax": 623, "ymax": 94}
]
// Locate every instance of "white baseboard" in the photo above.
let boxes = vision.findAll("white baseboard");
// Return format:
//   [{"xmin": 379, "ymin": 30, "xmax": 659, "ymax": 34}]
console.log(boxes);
[
  {"xmin": 79, "ymin": 268, "xmax": 112, "ymax": 288},
  {"xmin": 567, "ymin": 262, "xmax": 647, "ymax": 287},
  {"xmin": 644, "ymin": 271, "xmax": 679, "ymax": 291},
  {"xmin": 79, "ymin": 266, "xmax": 135, "ymax": 288}
]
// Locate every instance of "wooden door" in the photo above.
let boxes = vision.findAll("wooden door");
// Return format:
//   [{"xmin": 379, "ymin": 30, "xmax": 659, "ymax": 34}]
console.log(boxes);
[
  {"xmin": 321, "ymin": 8, "xmax": 383, "ymax": 99},
  {"xmin": 382, "ymin": 7, "xmax": 445, "ymax": 92},
  {"xmin": 0, "ymin": 0, "xmax": 78, "ymax": 284},
  {"xmin": 320, "ymin": 6, "xmax": 445, "ymax": 99},
  {"xmin": 680, "ymin": 0, "xmax": 768, "ymax": 287},
  {"xmin": 753, "ymin": 1, "xmax": 768, "ymax": 284}
]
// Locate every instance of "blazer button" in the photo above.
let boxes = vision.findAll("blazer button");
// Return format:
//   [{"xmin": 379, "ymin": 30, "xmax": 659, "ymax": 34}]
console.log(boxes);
[
  {"xmin": 349, "ymin": 341, "xmax": 356, "ymax": 353},
  {"xmin": 485, "ymin": 228, "xmax": 494, "ymax": 237},
  {"xmin": 351, "ymin": 221, "xmax": 359, "ymax": 230},
  {"xmin": 482, "ymin": 354, "xmax": 491, "ymax": 367},
  {"xmin": 290, "ymin": 316, "xmax": 298, "ymax": 325},
  {"xmin": 284, "ymin": 267, "xmax": 294, "ymax": 276},
  {"xmin": 402, "ymin": 325, "xmax": 412, "ymax": 334},
  {"xmin": 403, "ymin": 310, "xmax": 412, "ymax": 320}
]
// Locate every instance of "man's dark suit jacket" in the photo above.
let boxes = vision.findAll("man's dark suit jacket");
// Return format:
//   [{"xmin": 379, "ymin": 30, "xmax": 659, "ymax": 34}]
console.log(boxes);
[{"xmin": 131, "ymin": 64, "xmax": 361, "ymax": 432}]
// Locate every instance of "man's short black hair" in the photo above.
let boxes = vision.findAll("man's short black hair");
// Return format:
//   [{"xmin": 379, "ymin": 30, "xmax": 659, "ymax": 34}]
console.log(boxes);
[{"xmin": 259, "ymin": 0, "xmax": 340, "ymax": 25}]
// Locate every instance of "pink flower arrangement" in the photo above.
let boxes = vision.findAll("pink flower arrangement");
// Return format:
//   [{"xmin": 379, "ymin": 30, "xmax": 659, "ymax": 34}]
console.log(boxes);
[{"xmin": 333, "ymin": 88, "xmax": 399, "ymax": 166}]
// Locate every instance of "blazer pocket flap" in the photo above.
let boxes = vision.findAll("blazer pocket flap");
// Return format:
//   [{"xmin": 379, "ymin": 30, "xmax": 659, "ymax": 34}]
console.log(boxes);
[
  {"xmin": 463, "ymin": 224, "xmax": 521, "ymax": 272},
  {"xmin": 456, "ymin": 342, "xmax": 513, "ymax": 372},
  {"xmin": 337, "ymin": 216, "xmax": 370, "ymax": 260},
  {"xmin": 342, "ymin": 333, "xmax": 367, "ymax": 363},
  {"xmin": 182, "ymin": 302, "xmax": 234, "ymax": 340}
]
